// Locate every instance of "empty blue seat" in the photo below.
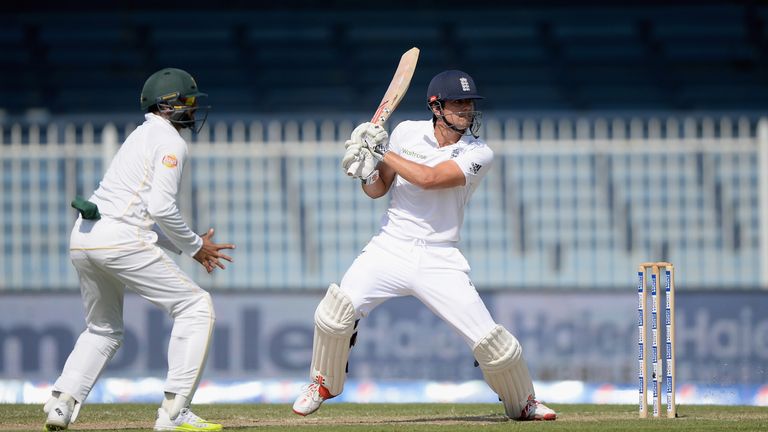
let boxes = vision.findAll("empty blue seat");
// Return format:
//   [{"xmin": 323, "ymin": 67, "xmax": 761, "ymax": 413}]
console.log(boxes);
[{"xmin": 0, "ymin": 6, "xmax": 764, "ymax": 119}]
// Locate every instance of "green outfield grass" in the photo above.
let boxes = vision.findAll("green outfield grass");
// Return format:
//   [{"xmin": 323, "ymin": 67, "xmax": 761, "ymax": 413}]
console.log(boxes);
[{"xmin": 3, "ymin": 403, "xmax": 767, "ymax": 431}]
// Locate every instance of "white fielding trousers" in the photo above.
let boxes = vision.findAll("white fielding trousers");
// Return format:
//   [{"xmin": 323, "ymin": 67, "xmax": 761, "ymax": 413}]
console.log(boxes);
[
  {"xmin": 53, "ymin": 217, "xmax": 215, "ymax": 404},
  {"xmin": 340, "ymin": 233, "xmax": 497, "ymax": 347}
]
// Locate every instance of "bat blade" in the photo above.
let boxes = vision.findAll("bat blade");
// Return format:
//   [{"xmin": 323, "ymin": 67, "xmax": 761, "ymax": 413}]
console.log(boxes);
[
  {"xmin": 347, "ymin": 47, "xmax": 420, "ymax": 177},
  {"xmin": 370, "ymin": 47, "xmax": 420, "ymax": 126}
]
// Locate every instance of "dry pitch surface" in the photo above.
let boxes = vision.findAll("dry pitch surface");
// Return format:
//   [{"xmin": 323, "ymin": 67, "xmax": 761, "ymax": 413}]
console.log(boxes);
[{"xmin": 2, "ymin": 403, "xmax": 767, "ymax": 431}]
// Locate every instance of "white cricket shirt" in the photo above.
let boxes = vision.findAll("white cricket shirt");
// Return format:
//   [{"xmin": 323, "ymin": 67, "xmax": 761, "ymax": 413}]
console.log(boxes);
[
  {"xmin": 379, "ymin": 120, "xmax": 493, "ymax": 244},
  {"xmin": 89, "ymin": 113, "xmax": 203, "ymax": 256}
]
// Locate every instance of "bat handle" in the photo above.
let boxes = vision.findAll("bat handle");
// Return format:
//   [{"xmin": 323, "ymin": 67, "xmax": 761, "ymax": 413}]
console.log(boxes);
[{"xmin": 346, "ymin": 160, "xmax": 361, "ymax": 177}]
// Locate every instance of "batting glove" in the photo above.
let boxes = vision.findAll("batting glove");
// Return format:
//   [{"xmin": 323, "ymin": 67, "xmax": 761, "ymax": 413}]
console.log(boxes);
[
  {"xmin": 352, "ymin": 122, "xmax": 390, "ymax": 161},
  {"xmin": 356, "ymin": 148, "xmax": 379, "ymax": 184},
  {"xmin": 341, "ymin": 139, "xmax": 363, "ymax": 172}
]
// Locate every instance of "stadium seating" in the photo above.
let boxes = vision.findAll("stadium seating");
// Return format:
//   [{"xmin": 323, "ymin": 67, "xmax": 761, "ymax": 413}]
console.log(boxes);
[
  {"xmin": 1, "ymin": 4, "xmax": 766, "ymax": 290},
  {"xmin": 0, "ymin": 4, "xmax": 766, "ymax": 115},
  {"xmin": 1, "ymin": 116, "xmax": 764, "ymax": 290}
]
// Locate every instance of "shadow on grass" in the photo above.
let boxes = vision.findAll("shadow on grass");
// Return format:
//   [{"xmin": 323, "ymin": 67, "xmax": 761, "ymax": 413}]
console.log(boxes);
[{"xmin": 389, "ymin": 413, "xmax": 510, "ymax": 424}]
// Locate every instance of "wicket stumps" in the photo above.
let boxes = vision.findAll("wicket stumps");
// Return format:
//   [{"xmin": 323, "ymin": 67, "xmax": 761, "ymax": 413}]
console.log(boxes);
[{"xmin": 637, "ymin": 262, "xmax": 676, "ymax": 418}]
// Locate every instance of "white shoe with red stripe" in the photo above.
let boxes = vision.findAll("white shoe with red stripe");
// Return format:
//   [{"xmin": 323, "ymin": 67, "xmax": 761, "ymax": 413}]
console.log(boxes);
[
  {"xmin": 519, "ymin": 395, "xmax": 557, "ymax": 421},
  {"xmin": 292, "ymin": 382, "xmax": 333, "ymax": 416}
]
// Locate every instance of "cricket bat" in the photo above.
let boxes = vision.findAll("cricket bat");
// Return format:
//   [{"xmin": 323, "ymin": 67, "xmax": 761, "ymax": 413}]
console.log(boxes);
[{"xmin": 347, "ymin": 47, "xmax": 420, "ymax": 176}]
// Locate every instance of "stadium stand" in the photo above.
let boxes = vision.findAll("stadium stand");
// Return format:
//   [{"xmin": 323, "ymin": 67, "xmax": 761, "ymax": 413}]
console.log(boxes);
[
  {"xmin": 1, "ymin": 116, "xmax": 765, "ymax": 290},
  {"xmin": 1, "ymin": 3, "xmax": 767, "ymax": 291},
  {"xmin": 0, "ymin": 3, "xmax": 766, "ymax": 115}
]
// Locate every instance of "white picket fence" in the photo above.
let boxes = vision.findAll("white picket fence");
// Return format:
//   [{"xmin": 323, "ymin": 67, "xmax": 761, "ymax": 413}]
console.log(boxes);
[{"xmin": 1, "ymin": 116, "xmax": 767, "ymax": 290}]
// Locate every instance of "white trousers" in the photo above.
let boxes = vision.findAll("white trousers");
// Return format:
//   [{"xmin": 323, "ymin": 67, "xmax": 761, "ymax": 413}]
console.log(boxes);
[
  {"xmin": 340, "ymin": 233, "xmax": 497, "ymax": 347},
  {"xmin": 53, "ymin": 217, "xmax": 215, "ymax": 404}
]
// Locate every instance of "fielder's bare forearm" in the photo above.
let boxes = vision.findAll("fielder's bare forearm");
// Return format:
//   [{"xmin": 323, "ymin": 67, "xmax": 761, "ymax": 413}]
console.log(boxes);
[{"xmin": 378, "ymin": 152, "xmax": 465, "ymax": 190}]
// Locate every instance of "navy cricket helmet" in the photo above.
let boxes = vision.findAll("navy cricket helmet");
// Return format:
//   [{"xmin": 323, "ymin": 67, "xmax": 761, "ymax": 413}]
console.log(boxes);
[{"xmin": 426, "ymin": 70, "xmax": 484, "ymax": 104}]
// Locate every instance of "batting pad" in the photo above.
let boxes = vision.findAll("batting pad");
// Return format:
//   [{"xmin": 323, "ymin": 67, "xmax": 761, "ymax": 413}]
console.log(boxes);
[
  {"xmin": 310, "ymin": 283, "xmax": 357, "ymax": 396},
  {"xmin": 473, "ymin": 325, "xmax": 535, "ymax": 419}
]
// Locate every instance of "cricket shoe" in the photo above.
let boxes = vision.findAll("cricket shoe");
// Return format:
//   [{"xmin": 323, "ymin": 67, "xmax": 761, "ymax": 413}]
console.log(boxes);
[
  {"xmin": 154, "ymin": 407, "xmax": 222, "ymax": 431},
  {"xmin": 292, "ymin": 382, "xmax": 333, "ymax": 416},
  {"xmin": 43, "ymin": 394, "xmax": 76, "ymax": 431},
  {"xmin": 519, "ymin": 395, "xmax": 557, "ymax": 421}
]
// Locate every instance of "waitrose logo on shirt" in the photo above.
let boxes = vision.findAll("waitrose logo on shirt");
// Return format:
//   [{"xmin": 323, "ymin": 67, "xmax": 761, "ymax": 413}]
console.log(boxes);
[{"xmin": 402, "ymin": 148, "xmax": 427, "ymax": 159}]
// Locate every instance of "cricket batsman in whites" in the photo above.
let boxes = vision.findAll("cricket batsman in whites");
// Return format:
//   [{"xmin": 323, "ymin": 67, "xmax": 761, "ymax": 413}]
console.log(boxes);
[
  {"xmin": 292, "ymin": 70, "xmax": 557, "ymax": 421},
  {"xmin": 43, "ymin": 68, "xmax": 234, "ymax": 431}
]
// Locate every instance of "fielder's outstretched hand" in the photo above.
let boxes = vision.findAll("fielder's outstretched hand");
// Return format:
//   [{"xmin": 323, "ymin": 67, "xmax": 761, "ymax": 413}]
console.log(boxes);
[{"xmin": 194, "ymin": 228, "xmax": 235, "ymax": 273}]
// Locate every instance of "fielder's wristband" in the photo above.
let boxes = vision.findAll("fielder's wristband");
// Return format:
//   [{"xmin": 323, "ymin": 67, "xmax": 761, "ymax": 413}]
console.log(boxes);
[{"xmin": 362, "ymin": 170, "xmax": 380, "ymax": 185}]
